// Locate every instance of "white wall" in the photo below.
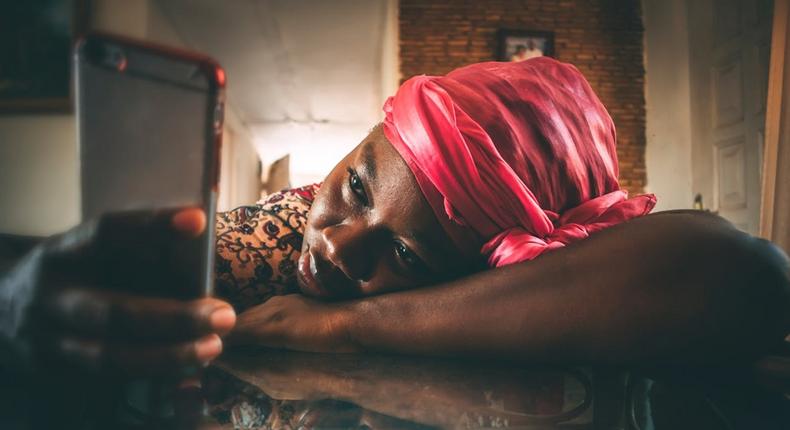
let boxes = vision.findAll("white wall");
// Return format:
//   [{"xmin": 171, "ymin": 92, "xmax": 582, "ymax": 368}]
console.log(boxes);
[
  {"xmin": 219, "ymin": 108, "xmax": 262, "ymax": 209},
  {"xmin": 92, "ymin": 0, "xmax": 148, "ymax": 38},
  {"xmin": 642, "ymin": 0, "xmax": 694, "ymax": 211},
  {"xmin": 251, "ymin": 121, "xmax": 372, "ymax": 187},
  {"xmin": 0, "ymin": 116, "xmax": 79, "ymax": 236}
]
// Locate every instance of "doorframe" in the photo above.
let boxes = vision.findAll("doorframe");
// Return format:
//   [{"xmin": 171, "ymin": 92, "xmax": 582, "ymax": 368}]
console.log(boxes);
[{"xmin": 760, "ymin": 0, "xmax": 789, "ymax": 248}]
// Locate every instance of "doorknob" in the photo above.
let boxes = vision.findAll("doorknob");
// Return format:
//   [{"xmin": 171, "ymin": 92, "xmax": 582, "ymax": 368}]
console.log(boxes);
[
  {"xmin": 693, "ymin": 194, "xmax": 718, "ymax": 214},
  {"xmin": 693, "ymin": 193, "xmax": 704, "ymax": 210}
]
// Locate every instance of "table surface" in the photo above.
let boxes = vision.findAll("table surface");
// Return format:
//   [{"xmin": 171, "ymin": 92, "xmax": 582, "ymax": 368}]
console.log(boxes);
[{"xmin": 3, "ymin": 348, "xmax": 789, "ymax": 429}]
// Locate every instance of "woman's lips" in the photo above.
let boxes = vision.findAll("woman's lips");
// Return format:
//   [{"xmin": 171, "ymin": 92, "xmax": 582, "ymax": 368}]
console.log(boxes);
[{"xmin": 297, "ymin": 249, "xmax": 331, "ymax": 298}]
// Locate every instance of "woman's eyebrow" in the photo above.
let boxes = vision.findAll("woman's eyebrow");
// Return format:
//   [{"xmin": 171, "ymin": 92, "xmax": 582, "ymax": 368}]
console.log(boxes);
[{"xmin": 360, "ymin": 143, "xmax": 377, "ymax": 181}]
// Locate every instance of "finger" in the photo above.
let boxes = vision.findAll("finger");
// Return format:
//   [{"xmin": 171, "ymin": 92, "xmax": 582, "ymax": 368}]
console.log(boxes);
[
  {"xmin": 91, "ymin": 207, "xmax": 206, "ymax": 270},
  {"xmin": 47, "ymin": 208, "xmax": 187, "ymax": 259},
  {"xmin": 171, "ymin": 207, "xmax": 207, "ymax": 238},
  {"xmin": 100, "ymin": 208, "xmax": 208, "ymax": 295},
  {"xmin": 222, "ymin": 304, "xmax": 285, "ymax": 348},
  {"xmin": 57, "ymin": 333, "xmax": 223, "ymax": 376},
  {"xmin": 43, "ymin": 208, "xmax": 206, "ymax": 285},
  {"xmin": 45, "ymin": 288, "xmax": 236, "ymax": 340},
  {"xmin": 96, "ymin": 207, "xmax": 205, "ymax": 244}
]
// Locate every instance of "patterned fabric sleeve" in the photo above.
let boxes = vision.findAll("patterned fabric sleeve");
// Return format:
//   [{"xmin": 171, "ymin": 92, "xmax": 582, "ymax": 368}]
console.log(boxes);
[{"xmin": 215, "ymin": 184, "xmax": 320, "ymax": 312}]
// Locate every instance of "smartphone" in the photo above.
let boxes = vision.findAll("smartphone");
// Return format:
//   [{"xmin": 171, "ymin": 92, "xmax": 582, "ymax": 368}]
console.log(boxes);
[{"xmin": 75, "ymin": 33, "xmax": 224, "ymax": 298}]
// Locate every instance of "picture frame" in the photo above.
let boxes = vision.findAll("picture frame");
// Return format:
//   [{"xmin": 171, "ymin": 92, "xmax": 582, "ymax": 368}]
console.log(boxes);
[
  {"xmin": 0, "ymin": 0, "xmax": 90, "ymax": 114},
  {"xmin": 496, "ymin": 29, "xmax": 555, "ymax": 62}
]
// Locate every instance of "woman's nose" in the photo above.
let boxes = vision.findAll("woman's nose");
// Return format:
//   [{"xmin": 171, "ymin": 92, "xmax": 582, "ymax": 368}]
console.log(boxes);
[{"xmin": 321, "ymin": 222, "xmax": 376, "ymax": 281}]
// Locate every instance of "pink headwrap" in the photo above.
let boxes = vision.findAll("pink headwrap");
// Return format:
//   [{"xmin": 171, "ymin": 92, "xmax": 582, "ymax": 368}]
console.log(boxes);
[{"xmin": 382, "ymin": 57, "xmax": 656, "ymax": 267}]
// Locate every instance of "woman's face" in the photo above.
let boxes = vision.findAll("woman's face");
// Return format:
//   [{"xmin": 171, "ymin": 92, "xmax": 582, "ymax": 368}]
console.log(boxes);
[{"xmin": 297, "ymin": 126, "xmax": 477, "ymax": 299}]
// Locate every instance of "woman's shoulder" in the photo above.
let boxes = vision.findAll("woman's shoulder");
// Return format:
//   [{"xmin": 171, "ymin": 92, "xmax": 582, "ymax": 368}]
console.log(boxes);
[
  {"xmin": 643, "ymin": 209, "xmax": 735, "ymax": 228},
  {"xmin": 214, "ymin": 183, "xmax": 320, "ymax": 311},
  {"xmin": 217, "ymin": 184, "xmax": 320, "ymax": 235},
  {"xmin": 257, "ymin": 183, "xmax": 321, "ymax": 208}
]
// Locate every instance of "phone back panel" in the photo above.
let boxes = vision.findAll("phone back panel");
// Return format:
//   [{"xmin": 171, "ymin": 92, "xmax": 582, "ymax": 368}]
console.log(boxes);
[
  {"xmin": 75, "ymin": 33, "xmax": 224, "ymax": 297},
  {"xmin": 76, "ymin": 34, "xmax": 222, "ymax": 219}
]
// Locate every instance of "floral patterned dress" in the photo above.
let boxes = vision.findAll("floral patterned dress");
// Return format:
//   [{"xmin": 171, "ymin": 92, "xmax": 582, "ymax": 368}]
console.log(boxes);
[{"xmin": 214, "ymin": 184, "xmax": 319, "ymax": 312}]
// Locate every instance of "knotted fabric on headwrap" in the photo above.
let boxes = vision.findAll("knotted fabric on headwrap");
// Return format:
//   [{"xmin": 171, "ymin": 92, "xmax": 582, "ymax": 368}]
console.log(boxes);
[{"xmin": 382, "ymin": 57, "xmax": 656, "ymax": 267}]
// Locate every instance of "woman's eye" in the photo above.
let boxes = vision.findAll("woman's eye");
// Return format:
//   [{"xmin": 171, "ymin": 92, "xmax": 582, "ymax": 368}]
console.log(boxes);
[
  {"xmin": 394, "ymin": 241, "xmax": 419, "ymax": 267},
  {"xmin": 347, "ymin": 168, "xmax": 368, "ymax": 204}
]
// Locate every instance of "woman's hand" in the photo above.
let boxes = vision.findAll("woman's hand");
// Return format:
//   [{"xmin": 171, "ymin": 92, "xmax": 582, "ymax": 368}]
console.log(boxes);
[
  {"xmin": 226, "ymin": 294, "xmax": 359, "ymax": 353},
  {"xmin": 0, "ymin": 208, "xmax": 236, "ymax": 376}
]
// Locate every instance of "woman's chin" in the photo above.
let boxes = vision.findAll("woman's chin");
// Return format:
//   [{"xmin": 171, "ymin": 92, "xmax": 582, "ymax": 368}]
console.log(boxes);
[{"xmin": 297, "ymin": 276, "xmax": 328, "ymax": 298}]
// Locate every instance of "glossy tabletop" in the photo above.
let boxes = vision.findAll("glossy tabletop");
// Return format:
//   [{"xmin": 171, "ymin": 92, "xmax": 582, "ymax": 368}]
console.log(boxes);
[{"xmin": 3, "ymin": 348, "xmax": 789, "ymax": 429}]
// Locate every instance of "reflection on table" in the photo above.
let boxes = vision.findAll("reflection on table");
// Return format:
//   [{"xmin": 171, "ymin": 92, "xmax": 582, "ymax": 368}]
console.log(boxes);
[
  {"xmin": 199, "ymin": 348, "xmax": 790, "ymax": 429},
  {"xmin": 3, "ymin": 347, "xmax": 789, "ymax": 429}
]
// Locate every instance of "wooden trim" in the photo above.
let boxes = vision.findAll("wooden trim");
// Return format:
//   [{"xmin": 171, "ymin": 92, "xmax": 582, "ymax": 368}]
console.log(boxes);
[{"xmin": 759, "ymin": 0, "xmax": 789, "ymax": 240}]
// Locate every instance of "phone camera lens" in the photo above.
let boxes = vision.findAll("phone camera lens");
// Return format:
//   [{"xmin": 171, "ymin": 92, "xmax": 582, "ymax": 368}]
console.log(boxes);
[{"xmin": 105, "ymin": 46, "xmax": 127, "ymax": 71}]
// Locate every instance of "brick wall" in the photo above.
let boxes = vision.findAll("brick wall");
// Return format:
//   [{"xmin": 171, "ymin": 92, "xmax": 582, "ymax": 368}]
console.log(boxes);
[{"xmin": 399, "ymin": 0, "xmax": 646, "ymax": 194}]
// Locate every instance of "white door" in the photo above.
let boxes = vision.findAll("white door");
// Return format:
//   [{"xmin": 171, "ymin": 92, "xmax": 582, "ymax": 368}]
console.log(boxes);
[{"xmin": 687, "ymin": 0, "xmax": 773, "ymax": 234}]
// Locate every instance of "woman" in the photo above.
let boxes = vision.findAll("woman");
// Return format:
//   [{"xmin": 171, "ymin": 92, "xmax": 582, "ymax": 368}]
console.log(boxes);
[{"xmin": 2, "ymin": 58, "xmax": 788, "ymax": 375}]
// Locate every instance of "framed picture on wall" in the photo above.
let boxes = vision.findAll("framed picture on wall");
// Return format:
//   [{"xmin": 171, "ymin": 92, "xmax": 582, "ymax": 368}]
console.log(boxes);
[
  {"xmin": 0, "ymin": 0, "xmax": 90, "ymax": 113},
  {"xmin": 496, "ymin": 29, "xmax": 555, "ymax": 62}
]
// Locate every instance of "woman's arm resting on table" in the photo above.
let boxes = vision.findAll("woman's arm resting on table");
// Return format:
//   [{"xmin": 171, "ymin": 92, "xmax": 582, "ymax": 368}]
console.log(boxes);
[
  {"xmin": 232, "ymin": 211, "xmax": 790, "ymax": 364},
  {"xmin": 346, "ymin": 211, "xmax": 790, "ymax": 363}
]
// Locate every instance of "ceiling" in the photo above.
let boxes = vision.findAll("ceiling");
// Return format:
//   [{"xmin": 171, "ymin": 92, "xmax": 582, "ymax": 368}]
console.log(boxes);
[
  {"xmin": 152, "ymin": 0, "xmax": 394, "ymax": 184},
  {"xmin": 155, "ymin": 0, "xmax": 390, "ymax": 127}
]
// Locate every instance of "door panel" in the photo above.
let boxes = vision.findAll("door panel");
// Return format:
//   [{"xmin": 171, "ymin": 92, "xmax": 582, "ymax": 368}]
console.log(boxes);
[
  {"xmin": 712, "ymin": 58, "xmax": 744, "ymax": 128},
  {"xmin": 715, "ymin": 136, "xmax": 747, "ymax": 210},
  {"xmin": 688, "ymin": 0, "xmax": 772, "ymax": 235}
]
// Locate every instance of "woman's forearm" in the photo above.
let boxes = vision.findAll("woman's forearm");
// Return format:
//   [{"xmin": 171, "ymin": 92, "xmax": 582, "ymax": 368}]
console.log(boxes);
[{"xmin": 343, "ymin": 211, "xmax": 790, "ymax": 363}]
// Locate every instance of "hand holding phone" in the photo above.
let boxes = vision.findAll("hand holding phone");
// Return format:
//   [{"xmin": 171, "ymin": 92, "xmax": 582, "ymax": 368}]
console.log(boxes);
[
  {"xmin": 0, "ymin": 34, "xmax": 234, "ymax": 376},
  {"xmin": 1, "ymin": 207, "xmax": 236, "ymax": 376}
]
